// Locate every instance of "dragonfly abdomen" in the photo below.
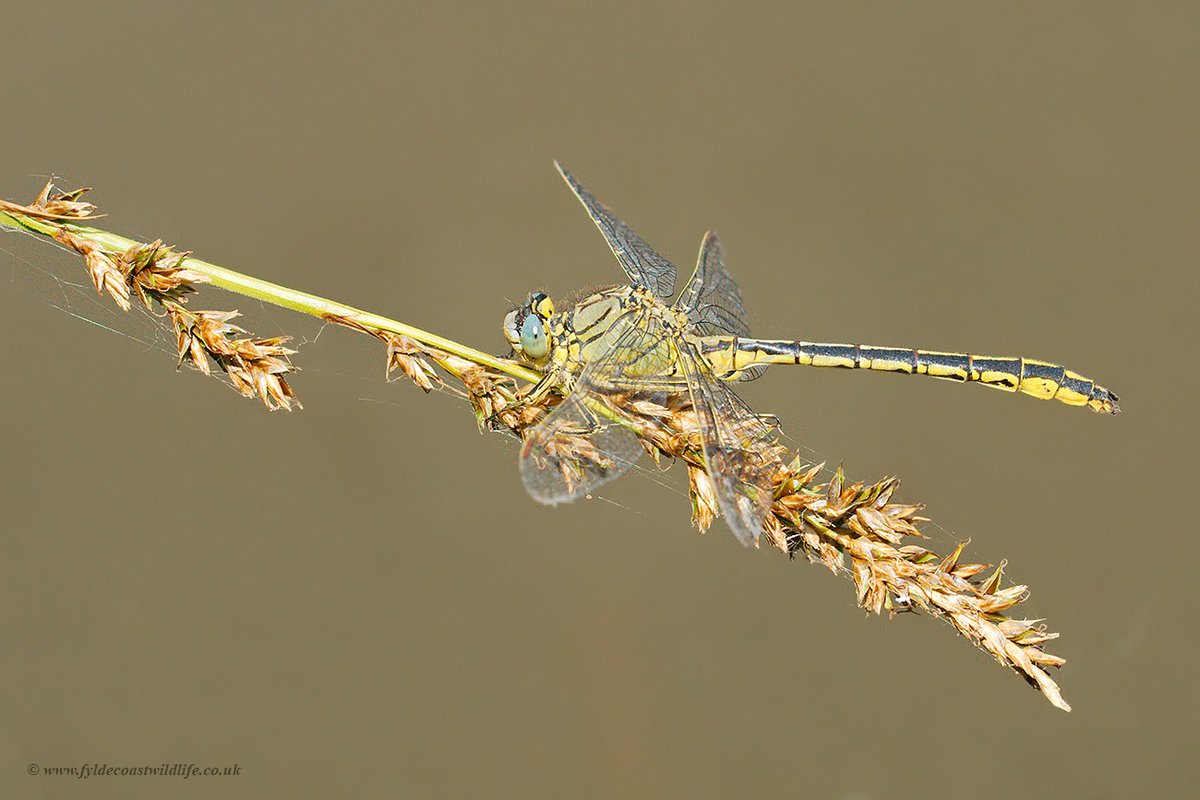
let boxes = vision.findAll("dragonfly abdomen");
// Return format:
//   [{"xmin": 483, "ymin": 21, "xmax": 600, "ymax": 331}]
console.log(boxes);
[{"xmin": 698, "ymin": 337, "xmax": 1119, "ymax": 413}]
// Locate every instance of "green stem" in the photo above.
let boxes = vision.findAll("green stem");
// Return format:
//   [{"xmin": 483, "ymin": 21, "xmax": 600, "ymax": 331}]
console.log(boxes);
[
  {"xmin": 0, "ymin": 210, "xmax": 540, "ymax": 383},
  {"xmin": 0, "ymin": 208, "xmax": 57, "ymax": 236}
]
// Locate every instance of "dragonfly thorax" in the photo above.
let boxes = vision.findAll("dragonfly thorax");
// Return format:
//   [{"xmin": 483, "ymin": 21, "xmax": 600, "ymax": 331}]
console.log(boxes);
[
  {"xmin": 505, "ymin": 285, "xmax": 688, "ymax": 375},
  {"xmin": 556, "ymin": 285, "xmax": 689, "ymax": 372}
]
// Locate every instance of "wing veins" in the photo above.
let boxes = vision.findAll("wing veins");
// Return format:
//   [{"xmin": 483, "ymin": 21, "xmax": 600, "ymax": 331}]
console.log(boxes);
[
  {"xmin": 555, "ymin": 162, "xmax": 677, "ymax": 298},
  {"xmin": 674, "ymin": 336, "xmax": 782, "ymax": 545},
  {"xmin": 520, "ymin": 308, "xmax": 666, "ymax": 505}
]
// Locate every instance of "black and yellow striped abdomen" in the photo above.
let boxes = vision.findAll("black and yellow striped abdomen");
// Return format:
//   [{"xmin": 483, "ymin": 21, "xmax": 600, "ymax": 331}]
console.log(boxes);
[{"xmin": 697, "ymin": 338, "xmax": 1120, "ymax": 413}]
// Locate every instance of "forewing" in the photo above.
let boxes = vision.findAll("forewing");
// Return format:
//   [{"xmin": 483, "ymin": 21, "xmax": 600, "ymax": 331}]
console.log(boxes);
[
  {"xmin": 555, "ymin": 162, "xmax": 677, "ymax": 299},
  {"xmin": 677, "ymin": 232, "xmax": 766, "ymax": 381},
  {"xmin": 520, "ymin": 311, "xmax": 679, "ymax": 505},
  {"xmin": 675, "ymin": 341, "xmax": 783, "ymax": 546}
]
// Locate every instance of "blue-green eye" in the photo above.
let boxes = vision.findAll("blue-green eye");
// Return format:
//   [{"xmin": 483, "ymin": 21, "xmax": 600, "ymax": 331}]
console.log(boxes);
[{"xmin": 520, "ymin": 314, "xmax": 548, "ymax": 358}]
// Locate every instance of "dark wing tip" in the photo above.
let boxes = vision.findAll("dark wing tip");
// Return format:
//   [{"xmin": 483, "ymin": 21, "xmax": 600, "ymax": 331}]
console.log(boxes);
[
  {"xmin": 698, "ymin": 230, "xmax": 723, "ymax": 261},
  {"xmin": 553, "ymin": 159, "xmax": 576, "ymax": 187}
]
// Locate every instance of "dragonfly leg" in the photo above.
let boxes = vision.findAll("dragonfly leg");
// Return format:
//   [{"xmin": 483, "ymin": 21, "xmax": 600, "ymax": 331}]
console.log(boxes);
[{"xmin": 484, "ymin": 370, "xmax": 565, "ymax": 430}]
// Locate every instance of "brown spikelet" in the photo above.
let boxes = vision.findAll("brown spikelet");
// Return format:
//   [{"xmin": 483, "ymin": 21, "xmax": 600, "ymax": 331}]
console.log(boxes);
[
  {"xmin": 120, "ymin": 239, "xmax": 208, "ymax": 307},
  {"xmin": 0, "ymin": 180, "xmax": 102, "ymax": 221},
  {"xmin": 166, "ymin": 303, "xmax": 300, "ymax": 411},
  {"xmin": 688, "ymin": 465, "xmax": 718, "ymax": 533},
  {"xmin": 53, "ymin": 228, "xmax": 132, "ymax": 310},
  {"xmin": 382, "ymin": 334, "xmax": 444, "ymax": 393},
  {"xmin": 323, "ymin": 314, "xmax": 449, "ymax": 395}
]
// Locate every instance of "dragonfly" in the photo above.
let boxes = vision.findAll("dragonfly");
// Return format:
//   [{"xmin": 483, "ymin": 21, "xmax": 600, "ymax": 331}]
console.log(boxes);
[{"xmin": 503, "ymin": 163, "xmax": 1119, "ymax": 546}]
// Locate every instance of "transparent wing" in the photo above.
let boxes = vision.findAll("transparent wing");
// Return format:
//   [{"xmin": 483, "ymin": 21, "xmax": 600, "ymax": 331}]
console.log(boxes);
[
  {"xmin": 674, "ymin": 339, "xmax": 783, "ymax": 546},
  {"xmin": 676, "ymin": 231, "xmax": 766, "ymax": 381},
  {"xmin": 554, "ymin": 162, "xmax": 677, "ymax": 299},
  {"xmin": 520, "ymin": 310, "xmax": 683, "ymax": 505},
  {"xmin": 677, "ymin": 231, "xmax": 750, "ymax": 337}
]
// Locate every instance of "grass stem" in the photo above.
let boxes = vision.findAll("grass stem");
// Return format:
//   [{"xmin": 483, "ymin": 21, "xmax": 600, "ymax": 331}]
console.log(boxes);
[{"xmin": 0, "ymin": 209, "xmax": 539, "ymax": 384}]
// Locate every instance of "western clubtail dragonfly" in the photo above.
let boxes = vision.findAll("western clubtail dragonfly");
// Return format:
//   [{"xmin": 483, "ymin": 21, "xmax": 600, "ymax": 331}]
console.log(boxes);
[{"xmin": 505, "ymin": 163, "xmax": 1119, "ymax": 546}]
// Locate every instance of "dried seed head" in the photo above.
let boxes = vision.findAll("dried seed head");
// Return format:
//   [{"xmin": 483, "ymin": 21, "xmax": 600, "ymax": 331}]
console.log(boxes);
[
  {"xmin": 53, "ymin": 228, "xmax": 132, "ymax": 311},
  {"xmin": 31, "ymin": 182, "xmax": 99, "ymax": 219},
  {"xmin": 0, "ymin": 180, "xmax": 101, "ymax": 221},
  {"xmin": 167, "ymin": 303, "xmax": 300, "ymax": 411},
  {"xmin": 688, "ymin": 464, "xmax": 718, "ymax": 532},
  {"xmin": 120, "ymin": 240, "xmax": 208, "ymax": 307},
  {"xmin": 383, "ymin": 334, "xmax": 444, "ymax": 393}
]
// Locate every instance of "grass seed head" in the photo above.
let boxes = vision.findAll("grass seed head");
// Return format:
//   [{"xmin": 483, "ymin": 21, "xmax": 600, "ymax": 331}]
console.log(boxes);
[
  {"xmin": 0, "ymin": 179, "xmax": 102, "ymax": 221},
  {"xmin": 53, "ymin": 228, "xmax": 131, "ymax": 310},
  {"xmin": 41, "ymin": 200, "xmax": 302, "ymax": 411},
  {"xmin": 396, "ymin": 354, "xmax": 1075, "ymax": 711}
]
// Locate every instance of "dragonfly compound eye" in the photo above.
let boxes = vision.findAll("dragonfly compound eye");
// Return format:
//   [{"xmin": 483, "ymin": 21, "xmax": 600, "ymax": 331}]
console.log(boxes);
[
  {"xmin": 502, "ymin": 308, "xmax": 522, "ymax": 350},
  {"xmin": 520, "ymin": 312, "xmax": 549, "ymax": 359}
]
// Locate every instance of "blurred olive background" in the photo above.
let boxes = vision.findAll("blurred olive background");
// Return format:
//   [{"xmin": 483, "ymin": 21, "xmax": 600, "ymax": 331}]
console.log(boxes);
[{"xmin": 2, "ymin": 2, "xmax": 1194, "ymax": 798}]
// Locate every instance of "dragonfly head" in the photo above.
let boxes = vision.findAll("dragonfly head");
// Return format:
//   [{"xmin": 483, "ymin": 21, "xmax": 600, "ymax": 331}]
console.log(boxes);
[{"xmin": 503, "ymin": 292, "xmax": 555, "ymax": 365}]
